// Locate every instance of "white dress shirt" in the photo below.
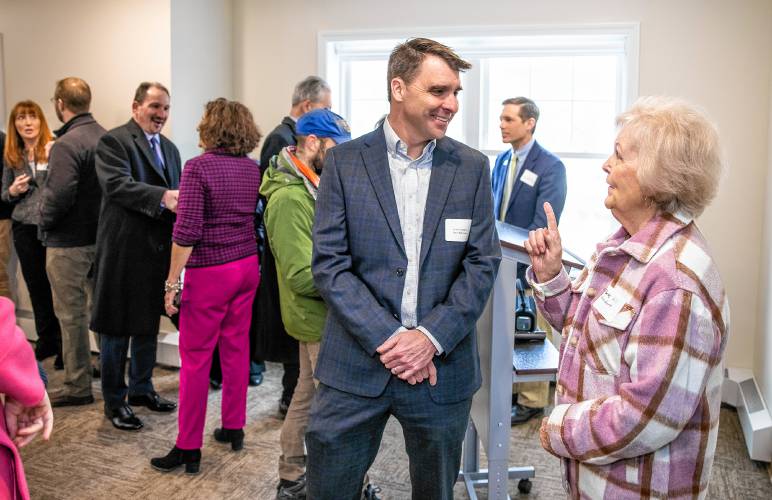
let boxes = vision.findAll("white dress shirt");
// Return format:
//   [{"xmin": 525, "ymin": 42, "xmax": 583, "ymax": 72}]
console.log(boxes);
[{"xmin": 383, "ymin": 118, "xmax": 443, "ymax": 354}]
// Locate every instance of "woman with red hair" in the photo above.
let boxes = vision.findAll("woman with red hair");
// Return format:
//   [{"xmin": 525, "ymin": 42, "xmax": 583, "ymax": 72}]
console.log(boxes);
[{"xmin": 2, "ymin": 101, "xmax": 63, "ymax": 366}]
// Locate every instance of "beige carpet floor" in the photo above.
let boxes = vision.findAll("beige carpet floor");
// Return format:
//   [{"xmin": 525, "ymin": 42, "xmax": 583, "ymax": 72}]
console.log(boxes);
[{"xmin": 19, "ymin": 357, "xmax": 772, "ymax": 499}]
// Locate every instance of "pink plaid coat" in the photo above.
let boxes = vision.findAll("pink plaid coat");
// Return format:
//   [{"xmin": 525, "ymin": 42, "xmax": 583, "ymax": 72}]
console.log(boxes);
[{"xmin": 529, "ymin": 212, "xmax": 729, "ymax": 499}]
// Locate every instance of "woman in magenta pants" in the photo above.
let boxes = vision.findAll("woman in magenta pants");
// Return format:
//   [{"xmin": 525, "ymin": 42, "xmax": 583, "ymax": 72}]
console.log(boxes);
[{"xmin": 151, "ymin": 99, "xmax": 262, "ymax": 474}]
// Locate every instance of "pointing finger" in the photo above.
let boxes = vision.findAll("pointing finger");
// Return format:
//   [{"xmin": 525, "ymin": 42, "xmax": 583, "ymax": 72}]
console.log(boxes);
[{"xmin": 544, "ymin": 202, "xmax": 558, "ymax": 232}]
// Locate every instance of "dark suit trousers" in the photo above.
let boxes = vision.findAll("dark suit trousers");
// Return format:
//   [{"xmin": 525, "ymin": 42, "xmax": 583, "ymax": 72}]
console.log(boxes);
[
  {"xmin": 306, "ymin": 378, "xmax": 472, "ymax": 500},
  {"xmin": 100, "ymin": 334, "xmax": 156, "ymax": 410},
  {"xmin": 12, "ymin": 223, "xmax": 61, "ymax": 348}
]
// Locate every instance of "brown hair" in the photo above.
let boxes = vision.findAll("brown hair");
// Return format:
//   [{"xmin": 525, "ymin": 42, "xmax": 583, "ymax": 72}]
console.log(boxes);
[
  {"xmin": 197, "ymin": 98, "xmax": 262, "ymax": 156},
  {"xmin": 3, "ymin": 100, "xmax": 53, "ymax": 169},
  {"xmin": 386, "ymin": 38, "xmax": 471, "ymax": 102},
  {"xmin": 502, "ymin": 96, "xmax": 540, "ymax": 134},
  {"xmin": 134, "ymin": 81, "xmax": 170, "ymax": 104},
  {"xmin": 54, "ymin": 77, "xmax": 91, "ymax": 114}
]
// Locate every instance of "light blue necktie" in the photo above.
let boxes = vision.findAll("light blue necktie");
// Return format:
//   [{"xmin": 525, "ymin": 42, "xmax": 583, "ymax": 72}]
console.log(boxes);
[{"xmin": 150, "ymin": 136, "xmax": 165, "ymax": 169}]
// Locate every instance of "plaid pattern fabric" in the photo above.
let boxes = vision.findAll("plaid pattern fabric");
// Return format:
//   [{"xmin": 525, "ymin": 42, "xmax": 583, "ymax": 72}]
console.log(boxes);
[
  {"xmin": 529, "ymin": 211, "xmax": 729, "ymax": 499},
  {"xmin": 173, "ymin": 150, "xmax": 261, "ymax": 268}
]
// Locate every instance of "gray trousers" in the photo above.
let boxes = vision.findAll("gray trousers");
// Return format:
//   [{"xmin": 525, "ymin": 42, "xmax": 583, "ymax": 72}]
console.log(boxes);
[{"xmin": 46, "ymin": 245, "xmax": 95, "ymax": 397}]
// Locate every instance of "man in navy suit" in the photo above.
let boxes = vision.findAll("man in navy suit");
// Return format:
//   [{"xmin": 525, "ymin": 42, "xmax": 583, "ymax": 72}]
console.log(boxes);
[
  {"xmin": 308, "ymin": 38, "xmax": 501, "ymax": 500},
  {"xmin": 491, "ymin": 97, "xmax": 567, "ymax": 425}
]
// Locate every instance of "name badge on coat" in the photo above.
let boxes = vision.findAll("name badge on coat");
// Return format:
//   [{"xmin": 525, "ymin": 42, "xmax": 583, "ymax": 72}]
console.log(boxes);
[
  {"xmin": 520, "ymin": 169, "xmax": 538, "ymax": 187},
  {"xmin": 445, "ymin": 219, "xmax": 471, "ymax": 242}
]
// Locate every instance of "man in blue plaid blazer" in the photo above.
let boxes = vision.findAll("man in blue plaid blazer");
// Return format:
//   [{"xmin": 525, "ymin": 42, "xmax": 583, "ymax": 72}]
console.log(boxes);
[{"xmin": 308, "ymin": 38, "xmax": 501, "ymax": 500}]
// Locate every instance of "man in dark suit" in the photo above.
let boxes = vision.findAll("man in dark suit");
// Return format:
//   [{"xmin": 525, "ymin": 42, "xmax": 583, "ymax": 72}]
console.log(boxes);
[
  {"xmin": 308, "ymin": 38, "xmax": 501, "ymax": 499},
  {"xmin": 91, "ymin": 82, "xmax": 180, "ymax": 431},
  {"xmin": 491, "ymin": 97, "xmax": 567, "ymax": 425},
  {"xmin": 255, "ymin": 75, "xmax": 331, "ymax": 417}
]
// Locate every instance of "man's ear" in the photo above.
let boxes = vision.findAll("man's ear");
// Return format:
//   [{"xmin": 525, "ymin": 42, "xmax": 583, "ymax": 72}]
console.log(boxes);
[
  {"xmin": 526, "ymin": 117, "xmax": 536, "ymax": 133},
  {"xmin": 390, "ymin": 78, "xmax": 405, "ymax": 103},
  {"xmin": 300, "ymin": 99, "xmax": 313, "ymax": 114}
]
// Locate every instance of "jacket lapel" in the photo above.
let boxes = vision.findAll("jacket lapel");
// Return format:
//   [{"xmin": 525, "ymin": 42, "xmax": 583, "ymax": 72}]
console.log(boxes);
[
  {"xmin": 361, "ymin": 129, "xmax": 405, "ymax": 256},
  {"xmin": 160, "ymin": 137, "xmax": 179, "ymax": 188},
  {"xmin": 508, "ymin": 141, "xmax": 541, "ymax": 215},
  {"xmin": 129, "ymin": 119, "xmax": 169, "ymax": 187},
  {"xmin": 419, "ymin": 138, "xmax": 459, "ymax": 267}
]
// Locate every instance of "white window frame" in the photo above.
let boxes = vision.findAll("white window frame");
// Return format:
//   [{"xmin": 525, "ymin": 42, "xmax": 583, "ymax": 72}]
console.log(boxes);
[{"xmin": 318, "ymin": 23, "xmax": 639, "ymax": 150}]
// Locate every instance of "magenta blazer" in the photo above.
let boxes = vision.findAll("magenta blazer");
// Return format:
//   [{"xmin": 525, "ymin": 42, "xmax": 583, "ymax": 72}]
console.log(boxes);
[{"xmin": 0, "ymin": 297, "xmax": 46, "ymax": 500}]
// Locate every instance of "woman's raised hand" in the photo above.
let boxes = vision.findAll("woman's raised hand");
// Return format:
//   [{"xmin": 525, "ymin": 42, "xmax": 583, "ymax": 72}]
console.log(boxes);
[{"xmin": 524, "ymin": 202, "xmax": 564, "ymax": 283}]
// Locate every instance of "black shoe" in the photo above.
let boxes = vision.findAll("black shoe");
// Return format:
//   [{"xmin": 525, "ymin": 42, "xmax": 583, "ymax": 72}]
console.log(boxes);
[
  {"xmin": 362, "ymin": 483, "xmax": 382, "ymax": 500},
  {"xmin": 277, "ymin": 476, "xmax": 306, "ymax": 500},
  {"xmin": 278, "ymin": 398, "xmax": 290, "ymax": 418},
  {"xmin": 54, "ymin": 354, "xmax": 64, "ymax": 370},
  {"xmin": 511, "ymin": 403, "xmax": 543, "ymax": 425},
  {"xmin": 105, "ymin": 404, "xmax": 143, "ymax": 431},
  {"xmin": 50, "ymin": 393, "xmax": 94, "ymax": 407},
  {"xmin": 213, "ymin": 427, "xmax": 244, "ymax": 451},
  {"xmin": 150, "ymin": 446, "xmax": 201, "ymax": 474},
  {"xmin": 249, "ymin": 373, "xmax": 263, "ymax": 386},
  {"xmin": 210, "ymin": 378, "xmax": 222, "ymax": 390},
  {"xmin": 128, "ymin": 391, "xmax": 177, "ymax": 412}
]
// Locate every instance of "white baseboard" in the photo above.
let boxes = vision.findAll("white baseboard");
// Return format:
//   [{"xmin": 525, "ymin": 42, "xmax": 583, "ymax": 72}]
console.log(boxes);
[
  {"xmin": 18, "ymin": 308, "xmax": 181, "ymax": 368},
  {"xmin": 723, "ymin": 367, "xmax": 772, "ymax": 462}
]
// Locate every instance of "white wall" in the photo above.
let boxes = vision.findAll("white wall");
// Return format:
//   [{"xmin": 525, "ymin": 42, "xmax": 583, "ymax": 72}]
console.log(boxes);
[
  {"xmin": 759, "ymin": 83, "xmax": 772, "ymax": 408},
  {"xmin": 170, "ymin": 0, "xmax": 233, "ymax": 163},
  {"xmin": 0, "ymin": 0, "xmax": 172, "ymax": 133},
  {"xmin": 233, "ymin": 0, "xmax": 772, "ymax": 384}
]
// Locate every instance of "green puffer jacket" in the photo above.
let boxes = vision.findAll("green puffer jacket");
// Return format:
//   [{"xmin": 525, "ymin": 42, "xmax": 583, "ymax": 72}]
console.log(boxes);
[{"xmin": 259, "ymin": 152, "xmax": 326, "ymax": 343}]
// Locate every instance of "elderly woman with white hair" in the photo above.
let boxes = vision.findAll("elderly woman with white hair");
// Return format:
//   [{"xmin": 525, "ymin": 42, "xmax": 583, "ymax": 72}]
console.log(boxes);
[{"xmin": 525, "ymin": 97, "xmax": 729, "ymax": 499}]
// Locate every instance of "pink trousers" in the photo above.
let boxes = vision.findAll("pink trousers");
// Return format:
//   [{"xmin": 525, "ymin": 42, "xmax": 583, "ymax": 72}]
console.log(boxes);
[{"xmin": 176, "ymin": 254, "xmax": 259, "ymax": 450}]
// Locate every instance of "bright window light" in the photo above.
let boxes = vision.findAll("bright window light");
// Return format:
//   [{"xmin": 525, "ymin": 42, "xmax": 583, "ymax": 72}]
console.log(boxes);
[{"xmin": 320, "ymin": 25, "xmax": 639, "ymax": 261}]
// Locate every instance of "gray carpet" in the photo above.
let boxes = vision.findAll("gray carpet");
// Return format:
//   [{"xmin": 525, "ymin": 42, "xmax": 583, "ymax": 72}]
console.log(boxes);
[{"xmin": 20, "ymin": 358, "xmax": 772, "ymax": 499}]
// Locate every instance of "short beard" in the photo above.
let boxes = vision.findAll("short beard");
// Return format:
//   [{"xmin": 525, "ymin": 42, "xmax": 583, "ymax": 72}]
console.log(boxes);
[{"xmin": 311, "ymin": 141, "xmax": 328, "ymax": 173}]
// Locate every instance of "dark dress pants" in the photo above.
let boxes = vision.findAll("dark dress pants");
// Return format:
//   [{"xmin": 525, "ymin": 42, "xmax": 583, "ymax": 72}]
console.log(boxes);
[
  {"xmin": 100, "ymin": 334, "xmax": 157, "ymax": 410},
  {"xmin": 11, "ymin": 223, "xmax": 61, "ymax": 350},
  {"xmin": 306, "ymin": 378, "xmax": 472, "ymax": 500}
]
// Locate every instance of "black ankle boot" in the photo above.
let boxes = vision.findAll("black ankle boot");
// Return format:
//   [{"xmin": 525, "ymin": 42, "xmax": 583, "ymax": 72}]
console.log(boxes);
[
  {"xmin": 213, "ymin": 427, "xmax": 244, "ymax": 451},
  {"xmin": 150, "ymin": 446, "xmax": 201, "ymax": 474}
]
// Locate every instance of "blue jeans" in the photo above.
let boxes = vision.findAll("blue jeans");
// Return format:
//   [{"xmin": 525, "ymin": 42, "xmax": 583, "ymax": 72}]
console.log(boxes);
[{"xmin": 100, "ymin": 334, "xmax": 157, "ymax": 410}]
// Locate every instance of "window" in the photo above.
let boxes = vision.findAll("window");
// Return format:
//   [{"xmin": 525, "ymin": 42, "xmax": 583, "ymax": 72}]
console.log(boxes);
[{"xmin": 320, "ymin": 25, "xmax": 639, "ymax": 261}]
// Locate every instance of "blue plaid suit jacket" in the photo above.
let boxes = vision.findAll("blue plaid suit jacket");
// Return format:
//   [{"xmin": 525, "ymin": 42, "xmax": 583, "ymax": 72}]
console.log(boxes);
[{"xmin": 312, "ymin": 126, "xmax": 501, "ymax": 404}]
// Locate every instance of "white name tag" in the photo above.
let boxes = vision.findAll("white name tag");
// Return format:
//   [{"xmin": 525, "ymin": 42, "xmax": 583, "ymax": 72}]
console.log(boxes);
[
  {"xmin": 593, "ymin": 285, "xmax": 625, "ymax": 321},
  {"xmin": 445, "ymin": 218, "xmax": 471, "ymax": 242},
  {"xmin": 520, "ymin": 169, "xmax": 538, "ymax": 187}
]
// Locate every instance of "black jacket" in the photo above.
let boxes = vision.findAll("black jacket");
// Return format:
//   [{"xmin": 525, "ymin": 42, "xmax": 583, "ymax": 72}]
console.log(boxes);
[
  {"xmin": 259, "ymin": 116, "xmax": 296, "ymax": 172},
  {"xmin": 90, "ymin": 119, "xmax": 181, "ymax": 336},
  {"xmin": 38, "ymin": 113, "xmax": 106, "ymax": 247}
]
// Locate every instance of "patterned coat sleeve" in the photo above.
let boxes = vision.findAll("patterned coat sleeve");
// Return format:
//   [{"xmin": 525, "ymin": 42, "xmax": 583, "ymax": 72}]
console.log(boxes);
[{"xmin": 540, "ymin": 288, "xmax": 721, "ymax": 464}]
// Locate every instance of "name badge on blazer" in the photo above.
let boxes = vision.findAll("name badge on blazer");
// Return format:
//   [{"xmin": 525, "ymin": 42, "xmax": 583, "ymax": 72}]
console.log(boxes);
[
  {"xmin": 445, "ymin": 219, "xmax": 471, "ymax": 242},
  {"xmin": 520, "ymin": 169, "xmax": 538, "ymax": 187}
]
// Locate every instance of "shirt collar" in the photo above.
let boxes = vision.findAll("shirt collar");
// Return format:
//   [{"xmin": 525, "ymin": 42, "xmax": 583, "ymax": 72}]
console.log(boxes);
[
  {"xmin": 511, "ymin": 137, "xmax": 535, "ymax": 163},
  {"xmin": 597, "ymin": 210, "xmax": 694, "ymax": 263},
  {"xmin": 144, "ymin": 131, "xmax": 160, "ymax": 145},
  {"xmin": 383, "ymin": 116, "xmax": 436, "ymax": 162}
]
